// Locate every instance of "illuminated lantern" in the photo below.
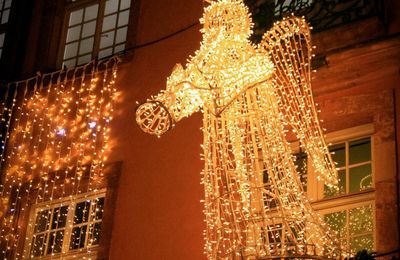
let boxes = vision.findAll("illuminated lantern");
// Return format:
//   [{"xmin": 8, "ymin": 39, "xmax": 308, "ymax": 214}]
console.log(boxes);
[{"xmin": 136, "ymin": 0, "xmax": 342, "ymax": 258}]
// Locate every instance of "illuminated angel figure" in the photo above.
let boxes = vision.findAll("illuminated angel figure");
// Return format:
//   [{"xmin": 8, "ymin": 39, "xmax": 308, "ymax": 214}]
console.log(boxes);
[{"xmin": 136, "ymin": 0, "xmax": 343, "ymax": 259}]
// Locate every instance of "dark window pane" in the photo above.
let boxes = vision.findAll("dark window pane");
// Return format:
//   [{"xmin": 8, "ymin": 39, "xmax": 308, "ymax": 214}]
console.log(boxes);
[
  {"xmin": 349, "ymin": 138, "xmax": 371, "ymax": 165},
  {"xmin": 30, "ymin": 233, "xmax": 47, "ymax": 257},
  {"xmin": 35, "ymin": 210, "xmax": 51, "ymax": 233},
  {"xmin": 74, "ymin": 200, "xmax": 91, "ymax": 224},
  {"xmin": 324, "ymin": 170, "xmax": 346, "ymax": 197},
  {"xmin": 51, "ymin": 206, "xmax": 68, "ymax": 229},
  {"xmin": 69, "ymin": 226, "xmax": 87, "ymax": 250},
  {"xmin": 93, "ymin": 197, "xmax": 105, "ymax": 221},
  {"xmin": 349, "ymin": 164, "xmax": 372, "ymax": 193},
  {"xmin": 88, "ymin": 222, "xmax": 102, "ymax": 246},
  {"xmin": 47, "ymin": 230, "xmax": 64, "ymax": 255},
  {"xmin": 329, "ymin": 143, "xmax": 345, "ymax": 168}
]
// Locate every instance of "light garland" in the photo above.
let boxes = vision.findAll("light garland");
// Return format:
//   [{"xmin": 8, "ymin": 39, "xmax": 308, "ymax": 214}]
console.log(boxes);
[
  {"xmin": 136, "ymin": 0, "xmax": 345, "ymax": 259},
  {"xmin": 0, "ymin": 58, "xmax": 118, "ymax": 259}
]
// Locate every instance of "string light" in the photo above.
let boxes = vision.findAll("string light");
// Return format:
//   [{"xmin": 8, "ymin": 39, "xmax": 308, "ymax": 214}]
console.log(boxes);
[
  {"xmin": 0, "ymin": 57, "xmax": 119, "ymax": 259},
  {"xmin": 136, "ymin": 0, "xmax": 346, "ymax": 259}
]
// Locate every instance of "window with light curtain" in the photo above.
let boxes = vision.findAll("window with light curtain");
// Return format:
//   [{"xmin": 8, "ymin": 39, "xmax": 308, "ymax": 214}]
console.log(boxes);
[
  {"xmin": 277, "ymin": 133, "xmax": 374, "ymax": 254},
  {"xmin": 25, "ymin": 192, "xmax": 105, "ymax": 258}
]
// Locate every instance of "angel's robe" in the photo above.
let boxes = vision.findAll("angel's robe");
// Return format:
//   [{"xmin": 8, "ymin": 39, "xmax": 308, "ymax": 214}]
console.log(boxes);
[{"xmin": 136, "ymin": 14, "xmax": 342, "ymax": 260}]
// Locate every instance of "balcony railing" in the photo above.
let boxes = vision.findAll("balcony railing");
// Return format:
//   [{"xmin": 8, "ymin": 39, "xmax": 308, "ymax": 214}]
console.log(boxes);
[{"xmin": 245, "ymin": 0, "xmax": 384, "ymax": 42}]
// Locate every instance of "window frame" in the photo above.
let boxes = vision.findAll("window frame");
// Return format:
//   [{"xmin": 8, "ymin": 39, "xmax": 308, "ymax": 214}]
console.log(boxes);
[
  {"xmin": 317, "ymin": 201, "xmax": 376, "ymax": 253},
  {"xmin": 57, "ymin": 0, "xmax": 134, "ymax": 68},
  {"xmin": 314, "ymin": 124, "xmax": 375, "ymax": 201},
  {"xmin": 23, "ymin": 190, "xmax": 107, "ymax": 259},
  {"xmin": 0, "ymin": 0, "xmax": 12, "ymax": 60}
]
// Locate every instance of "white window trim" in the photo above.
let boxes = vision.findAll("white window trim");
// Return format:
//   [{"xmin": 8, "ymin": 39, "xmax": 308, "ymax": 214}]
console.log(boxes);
[{"xmin": 23, "ymin": 189, "xmax": 106, "ymax": 260}]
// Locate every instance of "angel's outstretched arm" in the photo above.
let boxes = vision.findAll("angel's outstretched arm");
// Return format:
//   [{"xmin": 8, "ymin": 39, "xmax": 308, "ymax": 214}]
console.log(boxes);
[
  {"xmin": 136, "ymin": 63, "xmax": 209, "ymax": 136},
  {"xmin": 259, "ymin": 16, "xmax": 337, "ymax": 187}
]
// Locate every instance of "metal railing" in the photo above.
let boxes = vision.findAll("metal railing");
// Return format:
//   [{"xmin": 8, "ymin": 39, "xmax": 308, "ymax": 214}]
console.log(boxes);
[{"xmin": 245, "ymin": 0, "xmax": 384, "ymax": 42}]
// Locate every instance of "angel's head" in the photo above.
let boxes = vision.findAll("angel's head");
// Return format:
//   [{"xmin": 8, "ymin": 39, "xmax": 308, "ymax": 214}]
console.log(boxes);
[{"xmin": 200, "ymin": 0, "xmax": 253, "ymax": 43}]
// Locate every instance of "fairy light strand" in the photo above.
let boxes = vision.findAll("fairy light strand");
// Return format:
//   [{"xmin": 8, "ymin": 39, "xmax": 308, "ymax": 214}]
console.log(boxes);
[{"xmin": 0, "ymin": 57, "xmax": 119, "ymax": 259}]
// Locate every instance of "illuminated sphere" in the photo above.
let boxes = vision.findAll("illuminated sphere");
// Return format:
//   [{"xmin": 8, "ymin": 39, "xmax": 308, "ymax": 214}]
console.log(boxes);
[{"xmin": 135, "ymin": 101, "xmax": 173, "ymax": 136}]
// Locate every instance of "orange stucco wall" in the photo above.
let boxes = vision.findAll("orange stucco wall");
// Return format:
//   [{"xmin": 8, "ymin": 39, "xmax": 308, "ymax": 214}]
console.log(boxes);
[{"xmin": 108, "ymin": 1, "xmax": 206, "ymax": 259}]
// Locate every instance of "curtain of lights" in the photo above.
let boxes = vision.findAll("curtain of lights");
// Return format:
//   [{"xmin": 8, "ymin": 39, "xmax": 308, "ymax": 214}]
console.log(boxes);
[
  {"xmin": 136, "ymin": 0, "xmax": 344, "ymax": 259},
  {"xmin": 0, "ymin": 57, "xmax": 118, "ymax": 259}
]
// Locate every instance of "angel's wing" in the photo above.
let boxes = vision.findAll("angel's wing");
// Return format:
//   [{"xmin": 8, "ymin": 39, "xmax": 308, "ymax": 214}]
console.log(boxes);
[{"xmin": 259, "ymin": 16, "xmax": 338, "ymax": 187}]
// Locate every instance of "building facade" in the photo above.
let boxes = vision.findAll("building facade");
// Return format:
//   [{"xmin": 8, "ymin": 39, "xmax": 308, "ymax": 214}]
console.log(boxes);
[{"xmin": 0, "ymin": 0, "xmax": 399, "ymax": 259}]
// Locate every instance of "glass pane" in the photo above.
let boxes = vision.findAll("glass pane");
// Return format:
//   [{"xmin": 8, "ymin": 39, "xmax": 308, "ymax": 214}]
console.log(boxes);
[
  {"xmin": 102, "ymin": 14, "xmax": 117, "ymax": 32},
  {"xmin": 350, "ymin": 234, "xmax": 373, "ymax": 253},
  {"xmin": 349, "ymin": 205, "xmax": 373, "ymax": 235},
  {"xmin": 120, "ymin": 0, "xmax": 131, "ymax": 10},
  {"xmin": 31, "ymin": 233, "xmax": 47, "ymax": 257},
  {"xmin": 349, "ymin": 138, "xmax": 371, "ymax": 165},
  {"xmin": 324, "ymin": 210, "xmax": 346, "ymax": 238},
  {"xmin": 324, "ymin": 170, "xmax": 345, "ymax": 197},
  {"xmin": 330, "ymin": 143, "xmax": 345, "ymax": 168},
  {"xmin": 69, "ymin": 9, "xmax": 83, "ymax": 26},
  {"xmin": 0, "ymin": 33, "xmax": 4, "ymax": 47},
  {"xmin": 77, "ymin": 54, "xmax": 91, "ymax": 65},
  {"xmin": 82, "ymin": 20, "xmax": 96, "ymax": 38},
  {"xmin": 47, "ymin": 230, "xmax": 64, "ymax": 254},
  {"xmin": 69, "ymin": 226, "xmax": 87, "ymax": 250},
  {"xmin": 99, "ymin": 47, "xmax": 113, "ymax": 59},
  {"xmin": 35, "ymin": 210, "xmax": 51, "ymax": 233},
  {"xmin": 114, "ymin": 43, "xmax": 125, "ymax": 53},
  {"xmin": 64, "ymin": 42, "xmax": 78, "ymax": 59},
  {"xmin": 105, "ymin": 0, "xmax": 119, "ymax": 15},
  {"xmin": 51, "ymin": 206, "xmax": 68, "ymax": 229},
  {"xmin": 115, "ymin": 27, "xmax": 127, "ymax": 44},
  {"xmin": 84, "ymin": 4, "xmax": 98, "ymax": 22},
  {"xmin": 1, "ymin": 9, "xmax": 9, "ymax": 24},
  {"xmin": 78, "ymin": 37, "xmax": 94, "ymax": 55},
  {"xmin": 4, "ymin": 0, "xmax": 11, "ymax": 8},
  {"xmin": 118, "ymin": 9, "xmax": 129, "ymax": 27},
  {"xmin": 88, "ymin": 222, "xmax": 102, "ymax": 245},
  {"xmin": 74, "ymin": 200, "xmax": 91, "ymax": 224},
  {"xmin": 93, "ymin": 197, "xmax": 105, "ymax": 221},
  {"xmin": 66, "ymin": 25, "xmax": 81, "ymax": 43},
  {"xmin": 100, "ymin": 31, "xmax": 115, "ymax": 48},
  {"xmin": 349, "ymin": 164, "xmax": 372, "ymax": 193},
  {"xmin": 63, "ymin": 58, "xmax": 76, "ymax": 68}
]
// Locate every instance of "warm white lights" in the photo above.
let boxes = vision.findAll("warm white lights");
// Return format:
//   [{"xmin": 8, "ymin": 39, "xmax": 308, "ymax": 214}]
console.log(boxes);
[
  {"xmin": 0, "ymin": 58, "xmax": 118, "ymax": 259},
  {"xmin": 136, "ymin": 0, "xmax": 344, "ymax": 259}
]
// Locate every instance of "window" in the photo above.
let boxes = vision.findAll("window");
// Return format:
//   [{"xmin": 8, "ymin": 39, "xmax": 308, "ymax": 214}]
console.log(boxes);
[
  {"xmin": 0, "ymin": 0, "xmax": 12, "ymax": 60},
  {"xmin": 324, "ymin": 137, "xmax": 373, "ymax": 198},
  {"xmin": 0, "ymin": 0, "xmax": 11, "ymax": 25},
  {"xmin": 25, "ymin": 192, "xmax": 105, "ymax": 258},
  {"xmin": 62, "ymin": 0, "xmax": 131, "ymax": 68},
  {"xmin": 274, "ymin": 0, "xmax": 313, "ymax": 17},
  {"xmin": 324, "ymin": 203, "xmax": 374, "ymax": 253}
]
